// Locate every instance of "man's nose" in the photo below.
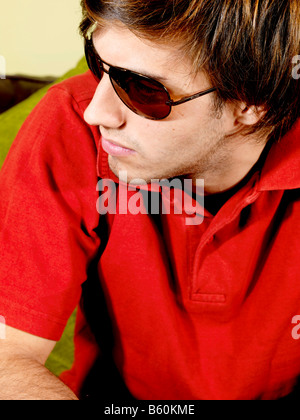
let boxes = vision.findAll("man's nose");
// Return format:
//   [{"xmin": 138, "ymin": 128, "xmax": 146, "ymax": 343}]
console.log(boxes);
[{"xmin": 84, "ymin": 73, "xmax": 127, "ymax": 128}]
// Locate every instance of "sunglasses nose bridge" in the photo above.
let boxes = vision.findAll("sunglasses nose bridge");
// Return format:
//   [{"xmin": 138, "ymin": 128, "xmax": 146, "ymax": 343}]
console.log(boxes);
[
  {"xmin": 86, "ymin": 78, "xmax": 128, "ymax": 128},
  {"xmin": 108, "ymin": 67, "xmax": 131, "ymax": 95}
]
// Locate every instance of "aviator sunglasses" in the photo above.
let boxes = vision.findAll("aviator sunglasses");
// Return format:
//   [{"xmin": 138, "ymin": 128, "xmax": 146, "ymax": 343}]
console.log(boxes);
[{"xmin": 84, "ymin": 38, "xmax": 217, "ymax": 120}]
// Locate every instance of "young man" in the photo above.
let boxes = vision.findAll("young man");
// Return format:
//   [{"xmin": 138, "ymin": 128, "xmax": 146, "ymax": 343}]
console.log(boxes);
[{"xmin": 0, "ymin": 0, "xmax": 299, "ymax": 400}]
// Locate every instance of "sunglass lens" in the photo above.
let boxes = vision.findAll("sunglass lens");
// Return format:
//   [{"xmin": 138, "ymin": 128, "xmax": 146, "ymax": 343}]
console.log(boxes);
[
  {"xmin": 110, "ymin": 68, "xmax": 171, "ymax": 120},
  {"xmin": 85, "ymin": 42, "xmax": 103, "ymax": 82}
]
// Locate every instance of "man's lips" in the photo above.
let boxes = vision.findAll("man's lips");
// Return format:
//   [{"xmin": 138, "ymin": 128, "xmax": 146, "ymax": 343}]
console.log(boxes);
[{"xmin": 101, "ymin": 137, "xmax": 136, "ymax": 157}]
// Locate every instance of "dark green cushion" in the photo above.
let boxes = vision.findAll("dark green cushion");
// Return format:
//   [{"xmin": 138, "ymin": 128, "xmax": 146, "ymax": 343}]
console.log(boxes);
[
  {"xmin": 0, "ymin": 57, "xmax": 88, "ymax": 377},
  {"xmin": 0, "ymin": 57, "xmax": 88, "ymax": 167}
]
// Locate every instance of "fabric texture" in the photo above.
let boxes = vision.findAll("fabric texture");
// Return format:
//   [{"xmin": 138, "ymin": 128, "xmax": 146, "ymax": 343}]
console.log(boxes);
[
  {"xmin": 0, "ymin": 57, "xmax": 88, "ymax": 377},
  {"xmin": 0, "ymin": 71, "xmax": 300, "ymax": 400}
]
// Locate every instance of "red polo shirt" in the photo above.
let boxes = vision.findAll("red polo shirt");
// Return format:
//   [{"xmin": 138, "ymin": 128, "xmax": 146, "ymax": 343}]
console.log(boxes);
[{"xmin": 0, "ymin": 72, "xmax": 300, "ymax": 400}]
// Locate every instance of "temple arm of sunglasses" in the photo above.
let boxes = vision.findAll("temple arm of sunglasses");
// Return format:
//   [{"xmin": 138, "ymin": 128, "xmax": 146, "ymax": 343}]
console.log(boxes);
[{"xmin": 167, "ymin": 88, "xmax": 217, "ymax": 106}]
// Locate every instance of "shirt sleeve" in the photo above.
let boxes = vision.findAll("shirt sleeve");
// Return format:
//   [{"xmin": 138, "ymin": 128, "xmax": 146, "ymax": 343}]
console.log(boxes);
[{"xmin": 0, "ymin": 83, "xmax": 101, "ymax": 341}]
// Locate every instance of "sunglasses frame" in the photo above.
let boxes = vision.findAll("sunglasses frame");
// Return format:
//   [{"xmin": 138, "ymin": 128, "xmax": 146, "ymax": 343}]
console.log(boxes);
[{"xmin": 84, "ymin": 38, "xmax": 217, "ymax": 120}]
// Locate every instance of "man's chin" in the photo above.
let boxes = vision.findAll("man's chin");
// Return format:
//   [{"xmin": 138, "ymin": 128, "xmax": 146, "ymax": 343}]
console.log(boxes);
[
  {"xmin": 108, "ymin": 157, "xmax": 151, "ymax": 184},
  {"xmin": 107, "ymin": 155, "xmax": 189, "ymax": 185}
]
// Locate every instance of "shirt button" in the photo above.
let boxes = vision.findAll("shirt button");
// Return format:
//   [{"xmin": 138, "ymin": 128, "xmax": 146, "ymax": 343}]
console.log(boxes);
[{"xmin": 207, "ymin": 235, "xmax": 215, "ymax": 244}]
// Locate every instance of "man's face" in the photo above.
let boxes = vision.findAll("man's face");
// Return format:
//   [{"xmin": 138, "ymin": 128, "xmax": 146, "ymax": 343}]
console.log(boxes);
[{"xmin": 84, "ymin": 23, "xmax": 237, "ymax": 186}]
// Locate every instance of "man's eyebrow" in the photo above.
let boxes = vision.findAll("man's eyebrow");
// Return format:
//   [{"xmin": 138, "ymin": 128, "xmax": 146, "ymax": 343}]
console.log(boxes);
[
  {"xmin": 137, "ymin": 70, "xmax": 168, "ymax": 83},
  {"xmin": 90, "ymin": 37, "xmax": 168, "ymax": 83}
]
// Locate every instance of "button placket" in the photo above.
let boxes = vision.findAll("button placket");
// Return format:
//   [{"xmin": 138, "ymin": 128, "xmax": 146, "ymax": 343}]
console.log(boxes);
[{"xmin": 189, "ymin": 178, "xmax": 262, "ymax": 307}]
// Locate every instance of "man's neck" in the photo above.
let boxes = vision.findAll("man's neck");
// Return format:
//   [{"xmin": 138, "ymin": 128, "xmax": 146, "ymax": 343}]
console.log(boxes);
[{"xmin": 201, "ymin": 136, "xmax": 270, "ymax": 195}]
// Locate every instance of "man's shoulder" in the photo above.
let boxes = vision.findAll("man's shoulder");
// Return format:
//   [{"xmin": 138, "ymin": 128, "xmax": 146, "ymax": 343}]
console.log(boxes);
[{"xmin": 48, "ymin": 71, "xmax": 98, "ymax": 106}]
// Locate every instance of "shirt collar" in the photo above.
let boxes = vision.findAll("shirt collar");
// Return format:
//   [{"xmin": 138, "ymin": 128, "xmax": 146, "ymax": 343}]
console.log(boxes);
[
  {"xmin": 97, "ymin": 137, "xmax": 120, "ymax": 183},
  {"xmin": 258, "ymin": 119, "xmax": 300, "ymax": 191}
]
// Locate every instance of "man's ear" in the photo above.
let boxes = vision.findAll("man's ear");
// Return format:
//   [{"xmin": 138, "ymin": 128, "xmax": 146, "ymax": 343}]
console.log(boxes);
[{"xmin": 234, "ymin": 103, "xmax": 266, "ymax": 126}]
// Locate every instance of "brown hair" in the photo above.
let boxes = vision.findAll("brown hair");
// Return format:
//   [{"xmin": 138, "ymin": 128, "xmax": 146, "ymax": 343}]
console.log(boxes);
[{"xmin": 80, "ymin": 0, "xmax": 300, "ymax": 142}]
